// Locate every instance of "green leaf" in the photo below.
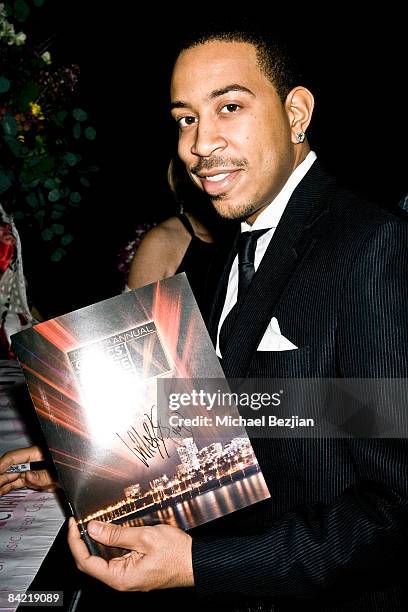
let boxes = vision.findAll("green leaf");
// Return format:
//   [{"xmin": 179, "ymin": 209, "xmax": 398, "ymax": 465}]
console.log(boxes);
[
  {"xmin": 56, "ymin": 110, "xmax": 68, "ymax": 124},
  {"xmin": 24, "ymin": 155, "xmax": 55, "ymax": 175},
  {"xmin": 41, "ymin": 228, "xmax": 53, "ymax": 241},
  {"xmin": 44, "ymin": 178, "xmax": 56, "ymax": 190},
  {"xmin": 20, "ymin": 168, "xmax": 36, "ymax": 184},
  {"xmin": 80, "ymin": 177, "xmax": 90, "ymax": 188},
  {"xmin": 51, "ymin": 247, "xmax": 67, "ymax": 262},
  {"xmin": 69, "ymin": 191, "xmax": 81, "ymax": 204},
  {"xmin": 59, "ymin": 187, "xmax": 70, "ymax": 198},
  {"xmin": 5, "ymin": 136, "xmax": 23, "ymax": 157},
  {"xmin": 2, "ymin": 114, "xmax": 18, "ymax": 137},
  {"xmin": 26, "ymin": 179, "xmax": 40, "ymax": 189},
  {"xmin": 53, "ymin": 203, "xmax": 65, "ymax": 211},
  {"xmin": 20, "ymin": 82, "xmax": 40, "ymax": 110},
  {"xmin": 26, "ymin": 193, "xmax": 38, "ymax": 208},
  {"xmin": 0, "ymin": 77, "xmax": 10, "ymax": 94},
  {"xmin": 84, "ymin": 126, "xmax": 96, "ymax": 140},
  {"xmin": 64, "ymin": 152, "xmax": 78, "ymax": 167},
  {"xmin": 61, "ymin": 234, "xmax": 74, "ymax": 246},
  {"xmin": 27, "ymin": 156, "xmax": 40, "ymax": 167},
  {"xmin": 72, "ymin": 108, "xmax": 88, "ymax": 122},
  {"xmin": 0, "ymin": 172, "xmax": 12, "ymax": 195},
  {"xmin": 48, "ymin": 189, "xmax": 60, "ymax": 202},
  {"xmin": 14, "ymin": 0, "xmax": 30, "ymax": 22},
  {"xmin": 51, "ymin": 223, "xmax": 64, "ymax": 235},
  {"xmin": 33, "ymin": 0, "xmax": 46, "ymax": 6},
  {"xmin": 34, "ymin": 210, "xmax": 45, "ymax": 221},
  {"xmin": 73, "ymin": 122, "xmax": 81, "ymax": 139},
  {"xmin": 13, "ymin": 211, "xmax": 24, "ymax": 220},
  {"xmin": 38, "ymin": 156, "xmax": 55, "ymax": 173},
  {"xmin": 51, "ymin": 210, "xmax": 63, "ymax": 220}
]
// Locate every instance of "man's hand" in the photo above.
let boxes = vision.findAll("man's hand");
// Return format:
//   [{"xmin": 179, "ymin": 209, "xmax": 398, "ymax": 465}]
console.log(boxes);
[
  {"xmin": 67, "ymin": 518, "xmax": 194, "ymax": 592},
  {"xmin": 0, "ymin": 445, "xmax": 57, "ymax": 496}
]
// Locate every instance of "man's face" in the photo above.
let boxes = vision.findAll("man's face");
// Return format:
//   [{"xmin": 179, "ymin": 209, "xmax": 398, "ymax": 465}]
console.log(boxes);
[{"xmin": 170, "ymin": 41, "xmax": 297, "ymax": 222}]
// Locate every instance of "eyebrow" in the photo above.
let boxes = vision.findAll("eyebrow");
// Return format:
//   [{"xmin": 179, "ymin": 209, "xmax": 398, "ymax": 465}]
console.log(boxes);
[{"xmin": 170, "ymin": 84, "xmax": 255, "ymax": 111}]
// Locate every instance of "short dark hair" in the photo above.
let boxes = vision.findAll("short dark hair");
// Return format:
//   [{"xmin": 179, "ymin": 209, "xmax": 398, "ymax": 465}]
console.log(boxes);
[{"xmin": 177, "ymin": 27, "xmax": 302, "ymax": 102}]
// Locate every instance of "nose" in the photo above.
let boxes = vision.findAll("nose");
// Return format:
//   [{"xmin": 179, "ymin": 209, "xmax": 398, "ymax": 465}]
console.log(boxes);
[{"xmin": 190, "ymin": 119, "xmax": 227, "ymax": 157}]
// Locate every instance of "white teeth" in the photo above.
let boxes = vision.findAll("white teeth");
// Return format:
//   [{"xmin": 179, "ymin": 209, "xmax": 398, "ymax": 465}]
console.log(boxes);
[{"xmin": 204, "ymin": 173, "xmax": 230, "ymax": 182}]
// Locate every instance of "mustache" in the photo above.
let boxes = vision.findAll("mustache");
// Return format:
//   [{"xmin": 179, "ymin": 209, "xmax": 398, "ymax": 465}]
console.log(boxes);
[{"xmin": 191, "ymin": 157, "xmax": 248, "ymax": 175}]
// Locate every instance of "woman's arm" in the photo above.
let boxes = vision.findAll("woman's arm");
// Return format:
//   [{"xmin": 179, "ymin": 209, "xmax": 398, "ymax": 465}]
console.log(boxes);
[{"xmin": 127, "ymin": 219, "xmax": 190, "ymax": 289}]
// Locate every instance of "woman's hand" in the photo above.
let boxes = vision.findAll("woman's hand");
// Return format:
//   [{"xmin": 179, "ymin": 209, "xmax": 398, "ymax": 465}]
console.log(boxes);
[{"xmin": 0, "ymin": 445, "xmax": 58, "ymax": 496}]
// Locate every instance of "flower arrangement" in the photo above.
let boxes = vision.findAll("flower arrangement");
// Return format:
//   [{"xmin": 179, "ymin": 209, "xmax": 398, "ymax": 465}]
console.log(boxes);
[{"xmin": 0, "ymin": 0, "xmax": 98, "ymax": 262}]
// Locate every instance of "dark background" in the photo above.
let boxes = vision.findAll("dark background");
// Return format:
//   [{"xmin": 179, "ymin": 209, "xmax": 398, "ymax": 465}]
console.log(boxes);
[{"xmin": 21, "ymin": 5, "xmax": 407, "ymax": 318}]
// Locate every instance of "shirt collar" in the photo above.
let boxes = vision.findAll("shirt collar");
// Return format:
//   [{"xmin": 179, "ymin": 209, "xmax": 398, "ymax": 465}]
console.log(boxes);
[{"xmin": 241, "ymin": 151, "xmax": 317, "ymax": 232}]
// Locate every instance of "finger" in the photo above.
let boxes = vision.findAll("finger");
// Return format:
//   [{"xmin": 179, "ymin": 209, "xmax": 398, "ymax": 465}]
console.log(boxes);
[
  {"xmin": 0, "ymin": 472, "xmax": 20, "ymax": 487},
  {"xmin": 24, "ymin": 469, "xmax": 54, "ymax": 489},
  {"xmin": 0, "ymin": 470, "xmax": 56, "ymax": 496},
  {"xmin": 67, "ymin": 517, "xmax": 110, "ymax": 580},
  {"xmin": 68, "ymin": 518, "xmax": 141, "ymax": 590},
  {"xmin": 0, "ymin": 469, "xmax": 57, "ymax": 496},
  {"xmin": 0, "ymin": 446, "xmax": 44, "ymax": 472},
  {"xmin": 87, "ymin": 520, "xmax": 147, "ymax": 552},
  {"xmin": 0, "ymin": 475, "xmax": 27, "ymax": 496},
  {"xmin": 67, "ymin": 517, "xmax": 94, "ymax": 560}
]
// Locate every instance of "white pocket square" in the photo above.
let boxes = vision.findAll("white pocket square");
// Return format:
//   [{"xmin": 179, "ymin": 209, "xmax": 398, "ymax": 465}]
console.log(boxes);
[{"xmin": 257, "ymin": 317, "xmax": 298, "ymax": 352}]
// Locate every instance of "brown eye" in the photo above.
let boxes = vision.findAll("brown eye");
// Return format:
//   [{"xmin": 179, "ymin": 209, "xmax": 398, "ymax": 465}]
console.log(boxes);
[
  {"xmin": 221, "ymin": 104, "xmax": 240, "ymax": 114},
  {"xmin": 178, "ymin": 116, "xmax": 196, "ymax": 128}
]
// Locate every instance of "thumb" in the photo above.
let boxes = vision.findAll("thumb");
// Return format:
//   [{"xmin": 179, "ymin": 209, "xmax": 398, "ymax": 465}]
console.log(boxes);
[
  {"xmin": 24, "ymin": 469, "xmax": 53, "ymax": 488},
  {"xmin": 87, "ymin": 521, "xmax": 133, "ymax": 549}
]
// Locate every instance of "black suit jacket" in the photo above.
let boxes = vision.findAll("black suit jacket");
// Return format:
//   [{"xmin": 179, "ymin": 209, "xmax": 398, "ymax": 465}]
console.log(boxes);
[{"xmin": 191, "ymin": 161, "xmax": 408, "ymax": 610}]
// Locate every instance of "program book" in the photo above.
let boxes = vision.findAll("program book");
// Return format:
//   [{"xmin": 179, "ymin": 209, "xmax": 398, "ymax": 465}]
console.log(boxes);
[{"xmin": 11, "ymin": 274, "xmax": 270, "ymax": 559}]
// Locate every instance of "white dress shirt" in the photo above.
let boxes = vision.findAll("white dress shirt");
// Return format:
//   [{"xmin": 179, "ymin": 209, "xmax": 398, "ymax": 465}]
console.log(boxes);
[{"xmin": 216, "ymin": 151, "xmax": 317, "ymax": 357}]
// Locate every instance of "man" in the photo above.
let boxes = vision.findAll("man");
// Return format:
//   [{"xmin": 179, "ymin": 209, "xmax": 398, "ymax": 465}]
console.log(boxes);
[{"xmin": 3, "ymin": 29, "xmax": 408, "ymax": 610}]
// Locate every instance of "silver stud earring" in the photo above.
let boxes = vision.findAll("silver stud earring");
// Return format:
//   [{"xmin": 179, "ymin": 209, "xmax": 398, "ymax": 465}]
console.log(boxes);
[{"xmin": 296, "ymin": 132, "xmax": 305, "ymax": 143}]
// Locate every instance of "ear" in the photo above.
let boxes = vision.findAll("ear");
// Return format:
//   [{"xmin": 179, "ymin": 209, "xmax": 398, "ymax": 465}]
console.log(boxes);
[{"xmin": 285, "ymin": 86, "xmax": 315, "ymax": 144}]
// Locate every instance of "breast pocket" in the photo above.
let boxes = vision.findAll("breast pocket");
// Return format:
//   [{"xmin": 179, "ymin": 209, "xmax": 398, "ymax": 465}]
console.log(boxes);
[{"xmin": 249, "ymin": 346, "xmax": 311, "ymax": 377}]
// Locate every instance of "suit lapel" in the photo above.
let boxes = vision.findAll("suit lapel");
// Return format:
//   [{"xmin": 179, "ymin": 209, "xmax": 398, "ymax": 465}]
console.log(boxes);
[
  {"xmin": 206, "ymin": 227, "xmax": 239, "ymax": 344},
  {"xmin": 221, "ymin": 162, "xmax": 337, "ymax": 378}
]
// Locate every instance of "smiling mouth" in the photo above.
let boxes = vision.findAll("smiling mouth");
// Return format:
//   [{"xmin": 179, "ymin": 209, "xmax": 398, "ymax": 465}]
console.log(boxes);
[
  {"xmin": 196, "ymin": 169, "xmax": 242, "ymax": 196},
  {"xmin": 202, "ymin": 172, "xmax": 232, "ymax": 182}
]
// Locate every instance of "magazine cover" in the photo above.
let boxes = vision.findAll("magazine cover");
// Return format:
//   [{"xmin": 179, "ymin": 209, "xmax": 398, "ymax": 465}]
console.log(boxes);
[{"xmin": 11, "ymin": 274, "xmax": 270, "ymax": 558}]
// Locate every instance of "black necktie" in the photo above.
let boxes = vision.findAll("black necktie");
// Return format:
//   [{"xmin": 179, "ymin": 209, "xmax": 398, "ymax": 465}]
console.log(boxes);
[
  {"xmin": 237, "ymin": 228, "xmax": 270, "ymax": 300},
  {"xmin": 219, "ymin": 228, "xmax": 270, "ymax": 356}
]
